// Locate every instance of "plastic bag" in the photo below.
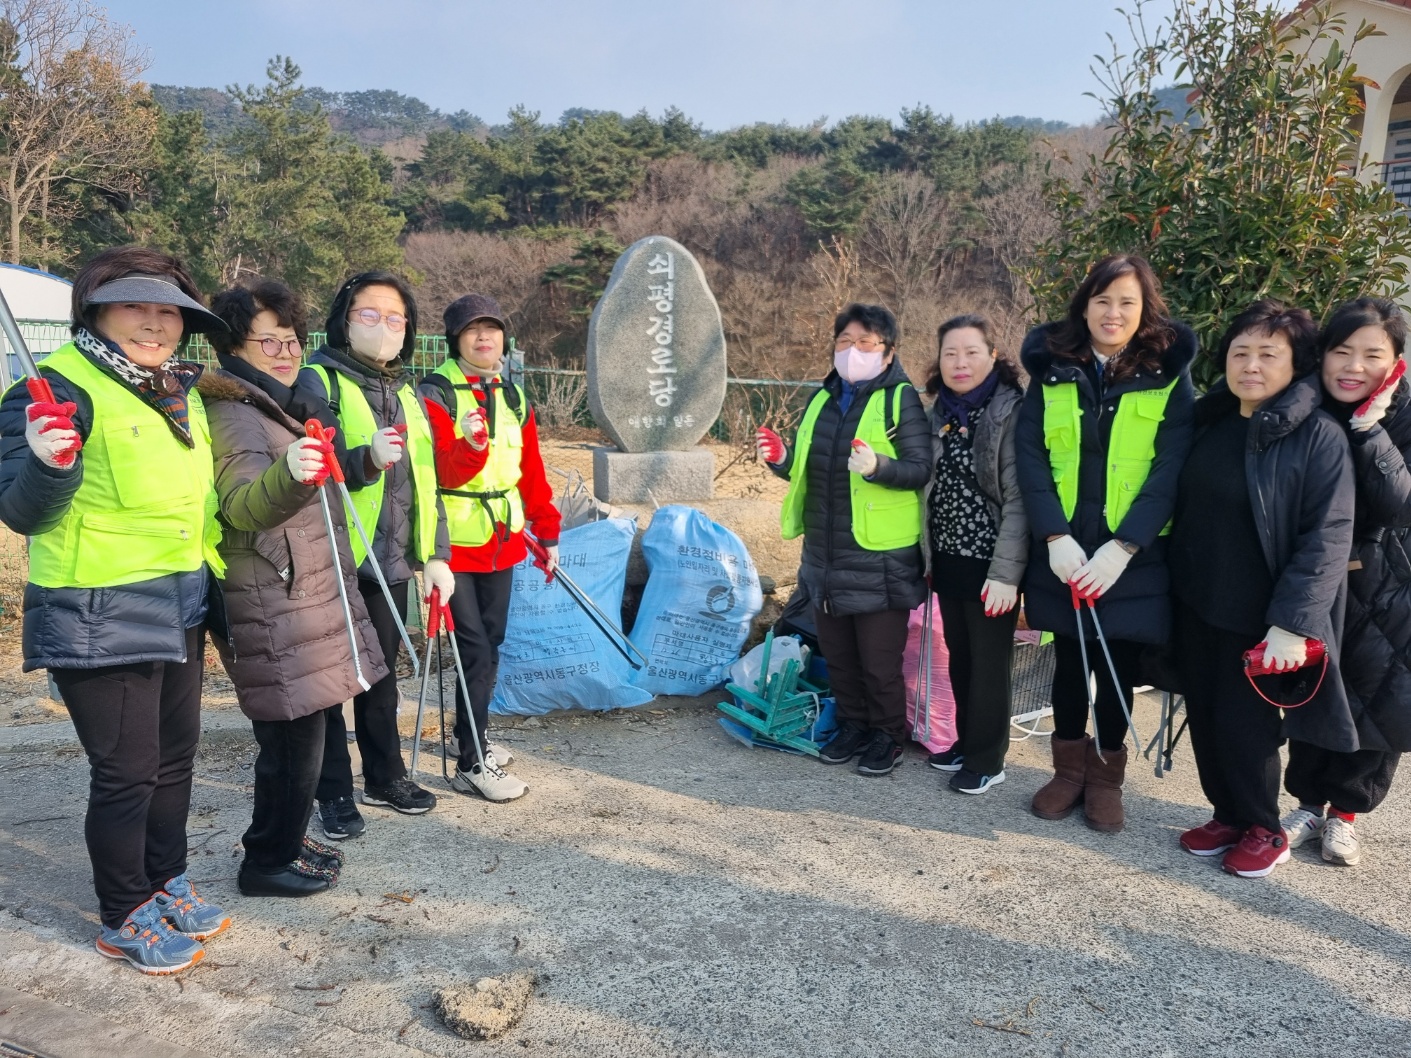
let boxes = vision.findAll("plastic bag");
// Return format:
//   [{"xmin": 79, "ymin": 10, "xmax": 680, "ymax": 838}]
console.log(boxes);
[
  {"xmin": 727, "ymin": 635, "xmax": 806, "ymax": 692},
  {"xmin": 490, "ymin": 518, "xmax": 653, "ymax": 715},
  {"xmin": 629, "ymin": 505, "xmax": 763, "ymax": 696},
  {"xmin": 902, "ymin": 596, "xmax": 957, "ymax": 753}
]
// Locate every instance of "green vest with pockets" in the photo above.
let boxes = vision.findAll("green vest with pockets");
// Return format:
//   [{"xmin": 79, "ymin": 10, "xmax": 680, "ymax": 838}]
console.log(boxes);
[
  {"xmin": 26, "ymin": 343, "xmax": 224, "ymax": 588},
  {"xmin": 1041, "ymin": 378, "xmax": 1177, "ymax": 533},
  {"xmin": 429, "ymin": 360, "xmax": 526, "ymax": 548},
  {"xmin": 780, "ymin": 384, "xmax": 921, "ymax": 551},
  {"xmin": 306, "ymin": 364, "xmax": 438, "ymax": 566}
]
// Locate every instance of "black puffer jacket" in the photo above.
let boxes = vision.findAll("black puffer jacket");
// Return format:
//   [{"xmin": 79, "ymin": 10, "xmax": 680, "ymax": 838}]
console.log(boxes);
[
  {"xmin": 770, "ymin": 358, "xmax": 930, "ymax": 616},
  {"xmin": 1015, "ymin": 322, "xmax": 1198, "ymax": 644},
  {"xmin": 1193, "ymin": 376, "xmax": 1357, "ymax": 752},
  {"xmin": 1331, "ymin": 378, "xmax": 1411, "ymax": 752}
]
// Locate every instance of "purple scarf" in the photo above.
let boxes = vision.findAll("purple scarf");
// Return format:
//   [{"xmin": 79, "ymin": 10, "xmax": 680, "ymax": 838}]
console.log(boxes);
[{"xmin": 934, "ymin": 369, "xmax": 1000, "ymax": 431}]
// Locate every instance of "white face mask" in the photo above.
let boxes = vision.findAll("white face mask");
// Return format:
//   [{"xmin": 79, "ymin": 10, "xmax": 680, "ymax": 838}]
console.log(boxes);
[
  {"xmin": 834, "ymin": 346, "xmax": 886, "ymax": 384},
  {"xmin": 347, "ymin": 319, "xmax": 404, "ymax": 363}
]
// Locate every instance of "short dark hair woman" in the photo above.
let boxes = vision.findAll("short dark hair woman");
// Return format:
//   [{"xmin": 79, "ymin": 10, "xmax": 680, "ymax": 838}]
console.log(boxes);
[
  {"xmin": 1016, "ymin": 254, "xmax": 1197, "ymax": 833},
  {"xmin": 758, "ymin": 303, "xmax": 931, "ymax": 775},
  {"xmin": 1282, "ymin": 297, "xmax": 1411, "ymax": 868},
  {"xmin": 201, "ymin": 279, "xmax": 388, "ymax": 896},
  {"xmin": 0, "ymin": 246, "xmax": 231, "ymax": 973},
  {"xmin": 1170, "ymin": 299, "xmax": 1355, "ymax": 878},
  {"xmin": 922, "ymin": 314, "xmax": 1027, "ymax": 794}
]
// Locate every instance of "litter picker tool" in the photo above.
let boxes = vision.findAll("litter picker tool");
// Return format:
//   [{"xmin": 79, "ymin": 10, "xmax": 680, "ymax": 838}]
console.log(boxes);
[
  {"xmin": 524, "ymin": 534, "xmax": 648, "ymax": 669},
  {"xmin": 1144, "ymin": 692, "xmax": 1186, "ymax": 777},
  {"xmin": 305, "ymin": 419, "xmax": 418, "ymax": 678},
  {"xmin": 304, "ymin": 423, "xmax": 370, "ymax": 693},
  {"xmin": 911, "ymin": 597, "xmax": 933, "ymax": 743},
  {"xmin": 1075, "ymin": 585, "xmax": 1143, "ymax": 754},
  {"xmin": 409, "ymin": 586, "xmax": 475, "ymax": 780},
  {"xmin": 0, "ymin": 288, "xmax": 57, "ymax": 404},
  {"xmin": 1071, "ymin": 585, "xmax": 1104, "ymax": 762},
  {"xmin": 437, "ymin": 589, "xmax": 489, "ymax": 774}
]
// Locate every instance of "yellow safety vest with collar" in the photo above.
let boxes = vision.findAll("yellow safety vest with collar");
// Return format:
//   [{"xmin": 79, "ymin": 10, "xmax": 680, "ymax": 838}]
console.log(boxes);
[
  {"xmin": 428, "ymin": 360, "xmax": 526, "ymax": 548},
  {"xmin": 26, "ymin": 343, "xmax": 224, "ymax": 588},
  {"xmin": 780, "ymin": 384, "xmax": 921, "ymax": 551},
  {"xmin": 305, "ymin": 363, "xmax": 438, "ymax": 566},
  {"xmin": 1041, "ymin": 377, "xmax": 1177, "ymax": 533}
]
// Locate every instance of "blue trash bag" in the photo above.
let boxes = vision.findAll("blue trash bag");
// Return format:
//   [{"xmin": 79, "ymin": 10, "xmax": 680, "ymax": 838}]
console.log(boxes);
[
  {"xmin": 490, "ymin": 518, "xmax": 654, "ymax": 715},
  {"xmin": 629, "ymin": 505, "xmax": 764, "ymax": 696}
]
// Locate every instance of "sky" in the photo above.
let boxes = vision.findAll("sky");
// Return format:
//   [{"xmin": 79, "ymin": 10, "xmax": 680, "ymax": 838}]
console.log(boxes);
[{"xmin": 106, "ymin": 0, "xmax": 1170, "ymax": 130}]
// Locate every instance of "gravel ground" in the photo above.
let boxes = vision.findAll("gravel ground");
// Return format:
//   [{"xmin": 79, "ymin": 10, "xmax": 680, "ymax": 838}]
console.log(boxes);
[{"xmin": 2, "ymin": 694, "xmax": 1409, "ymax": 1057}]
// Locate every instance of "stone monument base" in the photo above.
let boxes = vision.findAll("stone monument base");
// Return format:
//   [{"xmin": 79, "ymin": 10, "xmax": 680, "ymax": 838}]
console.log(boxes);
[{"xmin": 593, "ymin": 447, "xmax": 714, "ymax": 504}]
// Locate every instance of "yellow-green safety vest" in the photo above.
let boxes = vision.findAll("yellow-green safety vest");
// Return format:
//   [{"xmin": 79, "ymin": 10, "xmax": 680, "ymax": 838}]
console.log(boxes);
[
  {"xmin": 25, "ymin": 343, "xmax": 224, "ymax": 588},
  {"xmin": 780, "ymin": 385, "xmax": 921, "ymax": 551},
  {"xmin": 429, "ymin": 360, "xmax": 526, "ymax": 548},
  {"xmin": 305, "ymin": 364, "xmax": 438, "ymax": 566},
  {"xmin": 1041, "ymin": 378, "xmax": 1177, "ymax": 533}
]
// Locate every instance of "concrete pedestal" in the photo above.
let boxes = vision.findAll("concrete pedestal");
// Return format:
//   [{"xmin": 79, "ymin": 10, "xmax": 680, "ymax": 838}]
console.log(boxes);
[{"xmin": 593, "ymin": 447, "xmax": 714, "ymax": 504}]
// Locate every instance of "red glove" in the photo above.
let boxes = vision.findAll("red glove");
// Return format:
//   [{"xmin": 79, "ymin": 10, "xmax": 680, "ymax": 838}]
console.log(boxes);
[
  {"xmin": 25, "ymin": 400, "xmax": 82, "ymax": 469},
  {"xmin": 756, "ymin": 427, "xmax": 785, "ymax": 464},
  {"xmin": 1351, "ymin": 358, "xmax": 1407, "ymax": 432},
  {"xmin": 461, "ymin": 407, "xmax": 489, "ymax": 451}
]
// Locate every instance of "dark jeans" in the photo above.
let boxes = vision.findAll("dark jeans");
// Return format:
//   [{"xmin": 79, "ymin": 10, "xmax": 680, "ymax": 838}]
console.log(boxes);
[
  {"xmin": 318, "ymin": 578, "xmax": 409, "ymax": 795},
  {"xmin": 244, "ymin": 709, "xmax": 327, "ymax": 869},
  {"xmin": 449, "ymin": 568, "xmax": 514, "ymax": 772},
  {"xmin": 1285, "ymin": 741, "xmax": 1401, "ymax": 815},
  {"xmin": 1050, "ymin": 632, "xmax": 1143, "ymax": 752},
  {"xmin": 936, "ymin": 593, "xmax": 1019, "ymax": 775},
  {"xmin": 813, "ymin": 606, "xmax": 911, "ymax": 743},
  {"xmin": 53, "ymin": 625, "xmax": 205, "ymax": 928},
  {"xmin": 1175, "ymin": 603, "xmax": 1283, "ymax": 833}
]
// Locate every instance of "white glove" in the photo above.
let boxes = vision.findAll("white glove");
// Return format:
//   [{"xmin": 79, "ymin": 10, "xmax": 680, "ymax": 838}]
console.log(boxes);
[
  {"xmin": 981, "ymin": 579, "xmax": 1018, "ymax": 617},
  {"xmin": 1263, "ymin": 625, "xmax": 1308, "ymax": 673},
  {"xmin": 460, "ymin": 407, "xmax": 489, "ymax": 451},
  {"xmin": 24, "ymin": 401, "xmax": 82, "ymax": 469},
  {"xmin": 1071, "ymin": 539, "xmax": 1134, "ymax": 598},
  {"xmin": 369, "ymin": 426, "xmax": 405, "ymax": 469},
  {"xmin": 1047, "ymin": 534, "xmax": 1088, "ymax": 583},
  {"xmin": 284, "ymin": 436, "xmax": 330, "ymax": 485},
  {"xmin": 847, "ymin": 440, "xmax": 878, "ymax": 477},
  {"xmin": 423, "ymin": 558, "xmax": 456, "ymax": 603},
  {"xmin": 1350, "ymin": 359, "xmax": 1406, "ymax": 432}
]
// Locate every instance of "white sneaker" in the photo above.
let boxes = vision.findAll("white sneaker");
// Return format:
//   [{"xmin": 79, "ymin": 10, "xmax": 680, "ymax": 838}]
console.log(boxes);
[
  {"xmin": 1281, "ymin": 807, "xmax": 1326, "ymax": 849},
  {"xmin": 450, "ymin": 761, "xmax": 528, "ymax": 803},
  {"xmin": 446, "ymin": 736, "xmax": 512, "ymax": 767},
  {"xmin": 1321, "ymin": 816, "xmax": 1361, "ymax": 866}
]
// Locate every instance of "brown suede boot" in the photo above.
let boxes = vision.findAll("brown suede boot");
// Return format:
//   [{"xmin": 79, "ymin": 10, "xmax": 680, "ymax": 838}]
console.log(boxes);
[
  {"xmin": 1030, "ymin": 736, "xmax": 1089, "ymax": 820},
  {"xmin": 1082, "ymin": 741, "xmax": 1128, "ymax": 833}
]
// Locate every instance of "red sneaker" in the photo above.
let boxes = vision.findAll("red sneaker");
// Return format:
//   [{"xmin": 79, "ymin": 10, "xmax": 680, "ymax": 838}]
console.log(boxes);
[
  {"xmin": 1180, "ymin": 819, "xmax": 1242, "ymax": 857},
  {"xmin": 1222, "ymin": 825, "xmax": 1291, "ymax": 878}
]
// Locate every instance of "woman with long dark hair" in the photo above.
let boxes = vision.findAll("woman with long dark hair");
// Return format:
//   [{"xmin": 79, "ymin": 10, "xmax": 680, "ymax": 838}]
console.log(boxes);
[
  {"xmin": 1016, "ymin": 254, "xmax": 1197, "ymax": 833},
  {"xmin": 922, "ymin": 314, "xmax": 1027, "ymax": 794}
]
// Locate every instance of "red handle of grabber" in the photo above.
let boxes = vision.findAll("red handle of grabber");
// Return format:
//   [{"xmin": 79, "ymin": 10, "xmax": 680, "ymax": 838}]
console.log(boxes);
[
  {"xmin": 426, "ymin": 587, "xmax": 443, "ymax": 638},
  {"xmin": 304, "ymin": 419, "xmax": 344, "ymax": 484},
  {"xmin": 26, "ymin": 376, "xmax": 56, "ymax": 405}
]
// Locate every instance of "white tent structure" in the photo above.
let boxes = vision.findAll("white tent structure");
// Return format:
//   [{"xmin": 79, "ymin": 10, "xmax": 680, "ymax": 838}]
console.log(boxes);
[{"xmin": 0, "ymin": 264, "xmax": 73, "ymax": 388}]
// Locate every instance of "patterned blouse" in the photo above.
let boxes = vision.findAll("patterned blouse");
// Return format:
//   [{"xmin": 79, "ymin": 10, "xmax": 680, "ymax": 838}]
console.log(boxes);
[{"xmin": 927, "ymin": 401, "xmax": 999, "ymax": 561}]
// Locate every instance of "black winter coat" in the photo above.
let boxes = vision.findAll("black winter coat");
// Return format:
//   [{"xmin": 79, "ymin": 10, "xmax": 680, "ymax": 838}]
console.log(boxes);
[
  {"xmin": 1192, "ymin": 376, "xmax": 1357, "ymax": 753},
  {"xmin": 1331, "ymin": 379, "xmax": 1411, "ymax": 752},
  {"xmin": 1015, "ymin": 322, "xmax": 1198, "ymax": 644},
  {"xmin": 770, "ymin": 358, "xmax": 930, "ymax": 616}
]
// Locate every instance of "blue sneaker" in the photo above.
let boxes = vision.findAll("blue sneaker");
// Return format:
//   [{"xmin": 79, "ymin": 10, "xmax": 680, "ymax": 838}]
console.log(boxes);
[
  {"xmin": 95, "ymin": 897, "xmax": 205, "ymax": 975},
  {"xmin": 155, "ymin": 873, "xmax": 231, "ymax": 940}
]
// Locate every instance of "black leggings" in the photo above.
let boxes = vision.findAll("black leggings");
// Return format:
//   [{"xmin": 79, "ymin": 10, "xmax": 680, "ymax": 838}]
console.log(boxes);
[
  {"xmin": 53, "ymin": 625, "xmax": 205, "ymax": 928},
  {"xmin": 449, "ymin": 567, "xmax": 515, "ymax": 772},
  {"xmin": 1050, "ymin": 632, "xmax": 1142, "ymax": 752},
  {"xmin": 244, "ymin": 709, "xmax": 328, "ymax": 869},
  {"xmin": 1285, "ymin": 741, "xmax": 1401, "ymax": 815},
  {"xmin": 935, "ymin": 593, "xmax": 1018, "ymax": 775}
]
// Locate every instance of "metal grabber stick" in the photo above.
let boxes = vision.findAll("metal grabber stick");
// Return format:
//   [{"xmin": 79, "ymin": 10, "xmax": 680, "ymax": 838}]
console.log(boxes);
[
  {"xmin": 913, "ymin": 595, "xmax": 933, "ymax": 743},
  {"xmin": 1081, "ymin": 591, "xmax": 1143, "ymax": 752},
  {"xmin": 437, "ymin": 592, "xmax": 490, "ymax": 774},
  {"xmin": 0, "ymin": 288, "xmax": 58, "ymax": 404},
  {"xmin": 306, "ymin": 420, "xmax": 418, "ymax": 678},
  {"xmin": 1071, "ymin": 584, "xmax": 1103, "ymax": 762},
  {"xmin": 408, "ymin": 586, "xmax": 444, "ymax": 780},
  {"xmin": 523, "ymin": 534, "xmax": 648, "ymax": 669},
  {"xmin": 305, "ymin": 422, "xmax": 370, "ymax": 692}
]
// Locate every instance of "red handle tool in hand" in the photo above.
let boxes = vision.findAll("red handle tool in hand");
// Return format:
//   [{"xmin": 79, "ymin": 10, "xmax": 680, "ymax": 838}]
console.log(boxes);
[
  {"xmin": 304, "ymin": 419, "xmax": 343, "ymax": 485},
  {"xmin": 524, "ymin": 533, "xmax": 554, "ymax": 583}
]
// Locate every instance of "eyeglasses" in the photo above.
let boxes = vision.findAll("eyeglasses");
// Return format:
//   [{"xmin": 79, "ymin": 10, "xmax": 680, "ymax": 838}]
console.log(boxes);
[
  {"xmin": 245, "ymin": 337, "xmax": 302, "ymax": 357},
  {"xmin": 350, "ymin": 308, "xmax": 407, "ymax": 331},
  {"xmin": 834, "ymin": 336, "xmax": 886, "ymax": 352}
]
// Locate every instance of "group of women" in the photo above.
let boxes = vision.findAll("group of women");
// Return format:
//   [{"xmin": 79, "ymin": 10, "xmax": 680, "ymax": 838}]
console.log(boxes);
[
  {"xmin": 760, "ymin": 252, "xmax": 1409, "ymax": 881},
  {"xmin": 0, "ymin": 245, "xmax": 557, "ymax": 975}
]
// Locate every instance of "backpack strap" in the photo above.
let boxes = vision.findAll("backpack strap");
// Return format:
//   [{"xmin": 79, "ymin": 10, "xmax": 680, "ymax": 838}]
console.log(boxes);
[
  {"xmin": 883, "ymin": 383, "xmax": 905, "ymax": 440},
  {"xmin": 325, "ymin": 367, "xmax": 342, "ymax": 415}
]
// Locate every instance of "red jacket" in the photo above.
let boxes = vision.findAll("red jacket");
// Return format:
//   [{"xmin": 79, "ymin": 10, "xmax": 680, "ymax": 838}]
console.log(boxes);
[{"xmin": 423, "ymin": 394, "xmax": 561, "ymax": 573}]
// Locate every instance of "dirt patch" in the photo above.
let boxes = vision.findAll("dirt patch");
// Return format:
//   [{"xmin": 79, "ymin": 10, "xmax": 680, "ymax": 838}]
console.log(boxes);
[{"xmin": 434, "ymin": 971, "xmax": 537, "ymax": 1040}]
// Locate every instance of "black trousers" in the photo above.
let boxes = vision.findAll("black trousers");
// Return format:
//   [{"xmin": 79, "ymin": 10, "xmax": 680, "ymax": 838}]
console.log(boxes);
[
  {"xmin": 53, "ymin": 625, "xmax": 205, "ymax": 928},
  {"xmin": 1175, "ymin": 603, "xmax": 1283, "ymax": 833},
  {"xmin": 1050, "ymin": 631, "xmax": 1143, "ymax": 752},
  {"xmin": 449, "ymin": 568, "xmax": 514, "ymax": 772},
  {"xmin": 244, "ymin": 709, "xmax": 328, "ymax": 869},
  {"xmin": 936, "ymin": 593, "xmax": 1019, "ymax": 775},
  {"xmin": 318, "ymin": 578, "xmax": 409, "ymax": 795},
  {"xmin": 1285, "ymin": 740, "xmax": 1402, "ymax": 815},
  {"xmin": 813, "ymin": 606, "xmax": 911, "ymax": 743}
]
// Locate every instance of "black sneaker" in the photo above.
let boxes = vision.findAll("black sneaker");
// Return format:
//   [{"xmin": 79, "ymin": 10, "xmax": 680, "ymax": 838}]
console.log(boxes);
[
  {"xmin": 818, "ymin": 721, "xmax": 871, "ymax": 765},
  {"xmin": 318, "ymin": 796, "xmax": 365, "ymax": 841},
  {"xmin": 363, "ymin": 778, "xmax": 437, "ymax": 815},
  {"xmin": 857, "ymin": 733, "xmax": 904, "ymax": 776},
  {"xmin": 927, "ymin": 746, "xmax": 965, "ymax": 772},
  {"xmin": 949, "ymin": 768, "xmax": 1006, "ymax": 795}
]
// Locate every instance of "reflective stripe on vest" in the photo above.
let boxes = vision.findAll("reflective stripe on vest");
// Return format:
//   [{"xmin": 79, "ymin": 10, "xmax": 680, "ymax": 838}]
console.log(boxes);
[
  {"xmin": 1041, "ymin": 378, "xmax": 1177, "ymax": 533},
  {"xmin": 430, "ymin": 360, "xmax": 525, "ymax": 548},
  {"xmin": 780, "ymin": 384, "xmax": 922, "ymax": 551},
  {"xmin": 305, "ymin": 364, "xmax": 438, "ymax": 566},
  {"xmin": 25, "ymin": 343, "xmax": 224, "ymax": 588}
]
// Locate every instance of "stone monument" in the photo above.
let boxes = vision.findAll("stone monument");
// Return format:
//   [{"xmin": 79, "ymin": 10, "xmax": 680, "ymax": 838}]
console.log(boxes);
[{"xmin": 586, "ymin": 235, "xmax": 727, "ymax": 503}]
